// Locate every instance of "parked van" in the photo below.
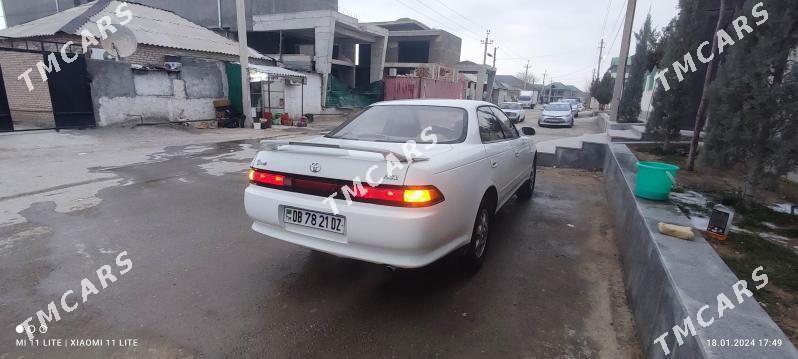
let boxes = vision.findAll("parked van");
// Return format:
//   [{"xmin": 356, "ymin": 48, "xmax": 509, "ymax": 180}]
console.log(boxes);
[{"xmin": 518, "ymin": 91, "xmax": 536, "ymax": 109}]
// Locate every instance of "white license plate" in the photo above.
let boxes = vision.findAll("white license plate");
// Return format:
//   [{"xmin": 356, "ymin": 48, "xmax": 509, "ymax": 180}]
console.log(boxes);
[{"xmin": 283, "ymin": 207, "xmax": 345, "ymax": 234}]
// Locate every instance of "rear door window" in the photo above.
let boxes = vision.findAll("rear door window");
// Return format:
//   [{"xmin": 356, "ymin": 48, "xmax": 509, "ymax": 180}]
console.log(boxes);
[
  {"xmin": 490, "ymin": 107, "xmax": 519, "ymax": 139},
  {"xmin": 477, "ymin": 106, "xmax": 505, "ymax": 142}
]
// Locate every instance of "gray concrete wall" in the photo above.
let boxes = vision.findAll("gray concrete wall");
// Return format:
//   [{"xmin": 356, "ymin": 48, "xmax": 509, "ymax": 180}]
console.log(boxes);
[
  {"xmin": 429, "ymin": 31, "xmax": 461, "ymax": 65},
  {"xmin": 2, "ymin": 0, "xmax": 333, "ymax": 30},
  {"xmin": 250, "ymin": 0, "xmax": 337, "ymax": 16},
  {"xmin": 2, "ymin": 0, "xmax": 58, "ymax": 27},
  {"xmin": 85, "ymin": 58, "xmax": 226, "ymax": 126},
  {"xmin": 603, "ymin": 143, "xmax": 798, "ymax": 359},
  {"xmin": 182, "ymin": 62, "xmax": 225, "ymax": 99}
]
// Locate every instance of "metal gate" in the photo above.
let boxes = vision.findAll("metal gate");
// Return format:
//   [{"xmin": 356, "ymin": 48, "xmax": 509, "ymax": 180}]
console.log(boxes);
[
  {"xmin": 0, "ymin": 65, "xmax": 12, "ymax": 132},
  {"xmin": 47, "ymin": 53, "xmax": 95, "ymax": 129}
]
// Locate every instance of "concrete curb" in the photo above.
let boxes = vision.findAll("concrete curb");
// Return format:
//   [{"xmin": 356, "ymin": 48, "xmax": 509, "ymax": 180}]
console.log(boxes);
[
  {"xmin": 603, "ymin": 144, "xmax": 798, "ymax": 359},
  {"xmin": 537, "ymin": 141, "xmax": 607, "ymax": 170}
]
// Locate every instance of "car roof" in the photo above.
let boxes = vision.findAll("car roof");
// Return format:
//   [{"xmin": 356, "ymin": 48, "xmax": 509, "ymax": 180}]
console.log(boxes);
[
  {"xmin": 548, "ymin": 102, "xmax": 569, "ymax": 105},
  {"xmin": 373, "ymin": 99, "xmax": 495, "ymax": 110}
]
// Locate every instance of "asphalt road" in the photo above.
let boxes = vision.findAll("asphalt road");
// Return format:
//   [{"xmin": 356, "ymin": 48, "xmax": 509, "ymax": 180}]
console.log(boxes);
[
  {"xmin": 0, "ymin": 139, "xmax": 639, "ymax": 358},
  {"xmin": 514, "ymin": 108, "xmax": 603, "ymax": 143}
]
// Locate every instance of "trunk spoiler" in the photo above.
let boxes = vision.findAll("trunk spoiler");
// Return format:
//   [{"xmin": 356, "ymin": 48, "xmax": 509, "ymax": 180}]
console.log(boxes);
[{"xmin": 260, "ymin": 140, "xmax": 428, "ymax": 163}]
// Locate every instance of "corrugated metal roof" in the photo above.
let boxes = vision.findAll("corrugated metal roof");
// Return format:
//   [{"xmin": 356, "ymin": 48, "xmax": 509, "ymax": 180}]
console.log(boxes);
[
  {"xmin": 0, "ymin": 1, "xmax": 266, "ymax": 59},
  {"xmin": 249, "ymin": 64, "xmax": 306, "ymax": 78}
]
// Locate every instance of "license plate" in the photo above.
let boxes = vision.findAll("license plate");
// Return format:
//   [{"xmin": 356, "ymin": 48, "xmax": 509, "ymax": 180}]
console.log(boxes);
[{"xmin": 283, "ymin": 207, "xmax": 345, "ymax": 234}]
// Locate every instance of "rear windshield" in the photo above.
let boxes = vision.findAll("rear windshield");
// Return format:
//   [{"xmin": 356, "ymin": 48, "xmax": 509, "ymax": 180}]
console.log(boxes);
[
  {"xmin": 326, "ymin": 105, "xmax": 468, "ymax": 144},
  {"xmin": 518, "ymin": 96, "xmax": 531, "ymax": 101},
  {"xmin": 500, "ymin": 103, "xmax": 522, "ymax": 110},
  {"xmin": 545, "ymin": 104, "xmax": 571, "ymax": 111}
]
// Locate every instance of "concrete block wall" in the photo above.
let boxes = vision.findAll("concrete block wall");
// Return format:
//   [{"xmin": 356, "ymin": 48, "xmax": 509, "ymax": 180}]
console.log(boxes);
[
  {"xmin": 429, "ymin": 31, "xmax": 462, "ymax": 65},
  {"xmin": 0, "ymin": 50, "xmax": 55, "ymax": 128},
  {"xmin": 603, "ymin": 144, "xmax": 798, "ymax": 359},
  {"xmin": 86, "ymin": 58, "xmax": 226, "ymax": 126}
]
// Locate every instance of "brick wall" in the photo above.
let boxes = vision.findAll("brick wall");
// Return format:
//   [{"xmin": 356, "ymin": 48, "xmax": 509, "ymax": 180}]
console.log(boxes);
[{"xmin": 0, "ymin": 50, "xmax": 55, "ymax": 128}]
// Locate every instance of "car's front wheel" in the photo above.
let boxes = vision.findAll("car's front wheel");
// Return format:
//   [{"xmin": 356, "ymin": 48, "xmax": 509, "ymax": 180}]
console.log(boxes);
[
  {"xmin": 516, "ymin": 154, "xmax": 537, "ymax": 200},
  {"xmin": 463, "ymin": 198, "xmax": 494, "ymax": 270}
]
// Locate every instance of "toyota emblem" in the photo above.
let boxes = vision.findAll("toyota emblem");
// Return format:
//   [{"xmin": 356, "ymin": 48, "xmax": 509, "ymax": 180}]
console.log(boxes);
[{"xmin": 309, "ymin": 162, "xmax": 321, "ymax": 173}]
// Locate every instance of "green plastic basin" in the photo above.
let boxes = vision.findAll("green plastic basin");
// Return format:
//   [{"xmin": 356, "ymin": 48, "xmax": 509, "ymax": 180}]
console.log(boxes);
[{"xmin": 635, "ymin": 161, "xmax": 679, "ymax": 201}]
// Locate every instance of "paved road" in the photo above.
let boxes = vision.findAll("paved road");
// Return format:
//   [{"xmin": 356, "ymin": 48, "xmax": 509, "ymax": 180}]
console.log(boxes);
[
  {"xmin": 0, "ymin": 138, "xmax": 639, "ymax": 358},
  {"xmin": 514, "ymin": 108, "xmax": 603, "ymax": 144}
]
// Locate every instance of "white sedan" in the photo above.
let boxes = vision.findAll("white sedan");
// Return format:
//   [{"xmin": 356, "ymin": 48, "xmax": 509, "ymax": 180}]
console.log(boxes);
[{"xmin": 244, "ymin": 100, "xmax": 538, "ymax": 269}]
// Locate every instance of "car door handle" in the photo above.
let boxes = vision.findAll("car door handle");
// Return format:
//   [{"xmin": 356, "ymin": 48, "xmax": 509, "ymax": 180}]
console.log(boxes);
[
  {"xmin": 491, "ymin": 160, "xmax": 498, "ymax": 168},
  {"xmin": 515, "ymin": 151, "xmax": 522, "ymax": 157}
]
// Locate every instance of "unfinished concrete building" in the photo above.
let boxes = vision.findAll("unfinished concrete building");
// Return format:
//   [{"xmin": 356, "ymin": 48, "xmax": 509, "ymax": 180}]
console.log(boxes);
[
  {"xmin": 250, "ymin": 10, "xmax": 388, "ymax": 105},
  {"xmin": 367, "ymin": 18, "xmax": 462, "ymax": 78}
]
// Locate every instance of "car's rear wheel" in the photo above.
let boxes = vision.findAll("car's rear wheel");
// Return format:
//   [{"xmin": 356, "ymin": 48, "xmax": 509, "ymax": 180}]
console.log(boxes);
[
  {"xmin": 463, "ymin": 197, "xmax": 494, "ymax": 270},
  {"xmin": 516, "ymin": 154, "xmax": 537, "ymax": 200}
]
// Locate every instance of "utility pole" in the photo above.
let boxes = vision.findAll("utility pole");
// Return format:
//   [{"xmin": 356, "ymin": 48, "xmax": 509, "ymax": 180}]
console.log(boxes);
[
  {"xmin": 523, "ymin": 60, "xmax": 531, "ymax": 90},
  {"xmin": 236, "ymin": 0, "xmax": 251, "ymax": 127},
  {"xmin": 492, "ymin": 47, "xmax": 498, "ymax": 68},
  {"xmin": 481, "ymin": 30, "xmax": 493, "ymax": 66},
  {"xmin": 476, "ymin": 30, "xmax": 493, "ymax": 101},
  {"xmin": 539, "ymin": 70, "xmax": 547, "ymax": 103},
  {"xmin": 596, "ymin": 39, "xmax": 605, "ymax": 81},
  {"xmin": 687, "ymin": 0, "xmax": 727, "ymax": 171},
  {"xmin": 609, "ymin": 0, "xmax": 638, "ymax": 122}
]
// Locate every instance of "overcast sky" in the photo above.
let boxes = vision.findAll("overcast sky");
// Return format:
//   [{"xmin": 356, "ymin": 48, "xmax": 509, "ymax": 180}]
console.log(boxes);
[{"xmin": 341, "ymin": 0, "xmax": 679, "ymax": 90}]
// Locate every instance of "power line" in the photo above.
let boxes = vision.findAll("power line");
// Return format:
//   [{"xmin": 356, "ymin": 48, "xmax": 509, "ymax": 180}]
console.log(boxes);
[
  {"xmin": 497, "ymin": 49, "xmax": 595, "ymax": 61},
  {"xmin": 599, "ymin": 0, "xmax": 614, "ymax": 38},
  {"xmin": 406, "ymin": 0, "xmax": 486, "ymax": 41},
  {"xmin": 607, "ymin": 0, "xmax": 629, "ymax": 54},
  {"xmin": 430, "ymin": 0, "xmax": 488, "ymax": 33},
  {"xmin": 393, "ymin": 0, "xmax": 483, "ymax": 43}
]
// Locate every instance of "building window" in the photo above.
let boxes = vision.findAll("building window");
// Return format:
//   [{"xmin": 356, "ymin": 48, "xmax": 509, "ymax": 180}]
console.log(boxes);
[{"xmin": 397, "ymin": 41, "xmax": 430, "ymax": 63}]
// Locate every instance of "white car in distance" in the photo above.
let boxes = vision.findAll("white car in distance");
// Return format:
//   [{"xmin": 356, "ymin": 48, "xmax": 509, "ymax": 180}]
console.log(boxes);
[{"xmin": 244, "ymin": 100, "xmax": 538, "ymax": 270}]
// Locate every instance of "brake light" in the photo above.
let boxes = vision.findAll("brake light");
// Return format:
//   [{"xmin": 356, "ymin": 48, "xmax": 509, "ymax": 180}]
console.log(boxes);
[
  {"xmin": 248, "ymin": 168, "xmax": 444, "ymax": 207},
  {"xmin": 249, "ymin": 168, "xmax": 286, "ymax": 186},
  {"xmin": 355, "ymin": 186, "xmax": 443, "ymax": 207}
]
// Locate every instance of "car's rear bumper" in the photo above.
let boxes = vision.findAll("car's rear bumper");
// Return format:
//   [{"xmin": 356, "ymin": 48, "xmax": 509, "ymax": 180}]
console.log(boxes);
[{"xmin": 244, "ymin": 185, "xmax": 470, "ymax": 268}]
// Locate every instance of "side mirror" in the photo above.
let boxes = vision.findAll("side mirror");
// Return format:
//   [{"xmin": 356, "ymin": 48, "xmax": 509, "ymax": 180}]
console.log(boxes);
[{"xmin": 521, "ymin": 127, "xmax": 535, "ymax": 136}]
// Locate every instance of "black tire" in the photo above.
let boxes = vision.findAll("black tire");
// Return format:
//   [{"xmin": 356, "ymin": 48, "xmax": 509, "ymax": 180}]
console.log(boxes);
[
  {"xmin": 463, "ymin": 196, "xmax": 494, "ymax": 270},
  {"xmin": 516, "ymin": 154, "xmax": 537, "ymax": 200}
]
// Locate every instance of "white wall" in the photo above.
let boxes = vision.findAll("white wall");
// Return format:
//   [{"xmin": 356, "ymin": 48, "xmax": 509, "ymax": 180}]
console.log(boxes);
[
  {"xmin": 639, "ymin": 70, "xmax": 656, "ymax": 122},
  {"xmin": 284, "ymin": 72, "xmax": 322, "ymax": 117}
]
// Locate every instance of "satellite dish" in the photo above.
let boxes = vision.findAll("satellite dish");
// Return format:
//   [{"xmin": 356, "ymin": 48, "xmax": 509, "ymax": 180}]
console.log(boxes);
[{"xmin": 101, "ymin": 25, "xmax": 138, "ymax": 58}]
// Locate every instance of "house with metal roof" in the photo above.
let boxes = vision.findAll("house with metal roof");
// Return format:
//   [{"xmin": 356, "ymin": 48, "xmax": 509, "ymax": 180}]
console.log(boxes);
[{"xmin": 0, "ymin": 0, "xmax": 321, "ymax": 130}]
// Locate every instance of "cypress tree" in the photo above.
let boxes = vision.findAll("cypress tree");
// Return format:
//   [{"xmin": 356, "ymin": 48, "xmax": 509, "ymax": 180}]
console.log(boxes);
[
  {"xmin": 591, "ymin": 72, "xmax": 614, "ymax": 109},
  {"xmin": 645, "ymin": 0, "xmax": 708, "ymax": 151},
  {"xmin": 703, "ymin": 0, "xmax": 798, "ymax": 201}
]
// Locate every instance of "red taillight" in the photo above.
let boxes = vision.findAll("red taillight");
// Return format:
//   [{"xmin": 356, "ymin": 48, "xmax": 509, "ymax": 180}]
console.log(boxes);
[
  {"xmin": 352, "ymin": 186, "xmax": 443, "ymax": 207},
  {"xmin": 249, "ymin": 168, "xmax": 287, "ymax": 186},
  {"xmin": 249, "ymin": 168, "xmax": 444, "ymax": 207}
]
